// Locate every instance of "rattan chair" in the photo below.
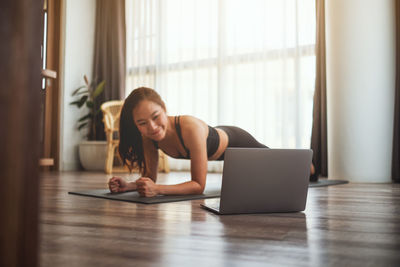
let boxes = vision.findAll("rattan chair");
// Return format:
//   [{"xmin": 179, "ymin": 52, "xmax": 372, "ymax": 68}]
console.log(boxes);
[{"xmin": 101, "ymin": 100, "xmax": 170, "ymax": 174}]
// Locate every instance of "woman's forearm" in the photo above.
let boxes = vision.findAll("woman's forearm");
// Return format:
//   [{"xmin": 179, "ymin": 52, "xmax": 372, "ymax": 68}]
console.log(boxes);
[{"xmin": 156, "ymin": 181, "xmax": 204, "ymax": 195}]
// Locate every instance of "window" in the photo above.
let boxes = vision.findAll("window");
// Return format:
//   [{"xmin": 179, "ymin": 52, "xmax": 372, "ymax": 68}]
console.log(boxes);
[{"xmin": 126, "ymin": 0, "xmax": 316, "ymax": 170}]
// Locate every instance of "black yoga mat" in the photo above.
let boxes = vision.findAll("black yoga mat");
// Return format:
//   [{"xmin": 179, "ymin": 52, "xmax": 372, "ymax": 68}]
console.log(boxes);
[
  {"xmin": 69, "ymin": 179, "xmax": 348, "ymax": 204},
  {"xmin": 309, "ymin": 179, "xmax": 348, "ymax": 187},
  {"xmin": 69, "ymin": 188, "xmax": 221, "ymax": 204}
]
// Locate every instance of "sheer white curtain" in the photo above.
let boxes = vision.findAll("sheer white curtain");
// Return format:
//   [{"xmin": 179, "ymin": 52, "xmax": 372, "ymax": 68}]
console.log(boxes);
[{"xmin": 126, "ymin": 0, "xmax": 316, "ymax": 171}]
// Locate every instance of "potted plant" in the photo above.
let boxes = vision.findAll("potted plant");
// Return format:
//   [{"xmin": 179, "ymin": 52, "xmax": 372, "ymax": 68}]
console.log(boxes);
[{"xmin": 70, "ymin": 75, "xmax": 107, "ymax": 171}]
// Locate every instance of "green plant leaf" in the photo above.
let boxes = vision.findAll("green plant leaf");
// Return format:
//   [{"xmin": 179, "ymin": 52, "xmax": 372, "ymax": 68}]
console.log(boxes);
[
  {"xmin": 93, "ymin": 80, "xmax": 105, "ymax": 98},
  {"xmin": 76, "ymin": 90, "xmax": 90, "ymax": 96},
  {"xmin": 70, "ymin": 100, "xmax": 81, "ymax": 106},
  {"xmin": 86, "ymin": 101, "xmax": 94, "ymax": 108},
  {"xmin": 78, "ymin": 122, "xmax": 88, "ymax": 130},
  {"xmin": 78, "ymin": 113, "xmax": 91, "ymax": 122},
  {"xmin": 77, "ymin": 95, "xmax": 88, "ymax": 108},
  {"xmin": 71, "ymin": 85, "xmax": 87, "ymax": 96}
]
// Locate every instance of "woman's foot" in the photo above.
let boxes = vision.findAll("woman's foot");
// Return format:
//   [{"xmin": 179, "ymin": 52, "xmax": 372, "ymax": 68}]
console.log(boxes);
[{"xmin": 309, "ymin": 163, "xmax": 318, "ymax": 182}]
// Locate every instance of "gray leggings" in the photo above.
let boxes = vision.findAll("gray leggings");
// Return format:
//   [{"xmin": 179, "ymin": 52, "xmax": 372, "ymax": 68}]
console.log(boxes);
[{"xmin": 216, "ymin": 126, "xmax": 269, "ymax": 160}]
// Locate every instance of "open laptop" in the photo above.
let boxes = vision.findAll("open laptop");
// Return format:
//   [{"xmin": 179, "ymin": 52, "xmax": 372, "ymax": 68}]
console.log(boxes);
[{"xmin": 201, "ymin": 148, "xmax": 313, "ymax": 215}]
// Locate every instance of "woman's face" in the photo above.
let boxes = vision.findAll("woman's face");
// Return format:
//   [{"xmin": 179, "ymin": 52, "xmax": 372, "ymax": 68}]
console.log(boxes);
[{"xmin": 132, "ymin": 100, "xmax": 168, "ymax": 141}]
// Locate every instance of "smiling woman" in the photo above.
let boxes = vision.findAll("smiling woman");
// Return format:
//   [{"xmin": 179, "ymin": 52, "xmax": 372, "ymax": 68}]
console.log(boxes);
[{"xmin": 108, "ymin": 87, "xmax": 292, "ymax": 197}]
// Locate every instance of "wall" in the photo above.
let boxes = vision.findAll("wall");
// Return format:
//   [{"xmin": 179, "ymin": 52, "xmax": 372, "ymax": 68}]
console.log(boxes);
[
  {"xmin": 326, "ymin": 0, "xmax": 396, "ymax": 182},
  {"xmin": 59, "ymin": 0, "xmax": 96, "ymax": 170}
]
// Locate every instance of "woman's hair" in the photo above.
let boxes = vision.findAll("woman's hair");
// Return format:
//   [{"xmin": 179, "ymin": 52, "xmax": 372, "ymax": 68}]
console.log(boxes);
[{"xmin": 119, "ymin": 87, "xmax": 166, "ymax": 174}]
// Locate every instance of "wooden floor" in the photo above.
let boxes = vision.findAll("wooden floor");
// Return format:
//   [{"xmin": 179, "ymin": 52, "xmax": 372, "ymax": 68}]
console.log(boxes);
[{"xmin": 39, "ymin": 171, "xmax": 400, "ymax": 267}]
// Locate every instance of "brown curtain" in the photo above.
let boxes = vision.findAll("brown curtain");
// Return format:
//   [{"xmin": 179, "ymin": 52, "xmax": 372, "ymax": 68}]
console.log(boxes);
[
  {"xmin": 310, "ymin": 0, "xmax": 327, "ymax": 181},
  {"xmin": 393, "ymin": 0, "xmax": 400, "ymax": 183},
  {"xmin": 91, "ymin": 0, "xmax": 126, "ymax": 140}
]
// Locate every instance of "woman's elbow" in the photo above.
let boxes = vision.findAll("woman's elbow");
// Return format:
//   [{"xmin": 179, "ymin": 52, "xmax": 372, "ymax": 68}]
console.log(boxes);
[
  {"xmin": 195, "ymin": 188, "xmax": 205, "ymax": 195},
  {"xmin": 192, "ymin": 182, "xmax": 205, "ymax": 195}
]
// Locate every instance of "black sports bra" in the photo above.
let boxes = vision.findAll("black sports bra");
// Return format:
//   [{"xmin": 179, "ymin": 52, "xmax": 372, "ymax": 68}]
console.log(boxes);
[{"xmin": 154, "ymin": 116, "xmax": 220, "ymax": 159}]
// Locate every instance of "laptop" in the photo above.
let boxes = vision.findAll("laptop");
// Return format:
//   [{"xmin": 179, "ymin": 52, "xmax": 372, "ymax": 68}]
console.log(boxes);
[{"xmin": 201, "ymin": 148, "xmax": 313, "ymax": 215}]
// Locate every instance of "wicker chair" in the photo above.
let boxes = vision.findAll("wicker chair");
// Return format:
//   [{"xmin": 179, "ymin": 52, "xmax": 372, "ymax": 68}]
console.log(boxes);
[{"xmin": 101, "ymin": 100, "xmax": 170, "ymax": 174}]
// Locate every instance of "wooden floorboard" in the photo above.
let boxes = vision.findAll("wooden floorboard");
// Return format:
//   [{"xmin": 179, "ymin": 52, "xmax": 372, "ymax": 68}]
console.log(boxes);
[{"xmin": 39, "ymin": 171, "xmax": 400, "ymax": 267}]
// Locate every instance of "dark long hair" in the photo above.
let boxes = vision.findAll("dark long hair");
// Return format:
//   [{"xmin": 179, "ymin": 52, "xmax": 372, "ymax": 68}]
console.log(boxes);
[{"xmin": 119, "ymin": 87, "xmax": 166, "ymax": 174}]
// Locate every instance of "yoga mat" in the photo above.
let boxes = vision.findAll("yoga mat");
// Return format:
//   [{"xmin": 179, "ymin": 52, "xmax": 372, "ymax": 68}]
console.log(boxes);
[
  {"xmin": 309, "ymin": 179, "xmax": 348, "ymax": 187},
  {"xmin": 68, "ymin": 188, "xmax": 220, "ymax": 204},
  {"xmin": 69, "ymin": 180, "xmax": 347, "ymax": 204}
]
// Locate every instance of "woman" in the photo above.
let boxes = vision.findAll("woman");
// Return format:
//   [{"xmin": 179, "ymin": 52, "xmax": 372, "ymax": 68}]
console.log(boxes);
[{"xmin": 109, "ymin": 87, "xmax": 314, "ymax": 197}]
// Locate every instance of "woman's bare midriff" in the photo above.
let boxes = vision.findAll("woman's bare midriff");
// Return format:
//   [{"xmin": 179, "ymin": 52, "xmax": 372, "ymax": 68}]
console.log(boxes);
[{"xmin": 208, "ymin": 128, "xmax": 228, "ymax": 160}]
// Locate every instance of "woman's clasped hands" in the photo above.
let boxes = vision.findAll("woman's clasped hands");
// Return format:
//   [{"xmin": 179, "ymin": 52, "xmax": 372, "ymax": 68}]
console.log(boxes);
[{"xmin": 108, "ymin": 176, "xmax": 158, "ymax": 197}]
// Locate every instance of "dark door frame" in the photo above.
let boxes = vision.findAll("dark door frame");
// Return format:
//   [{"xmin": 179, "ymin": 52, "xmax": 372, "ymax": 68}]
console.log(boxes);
[{"xmin": 0, "ymin": 0, "xmax": 43, "ymax": 266}]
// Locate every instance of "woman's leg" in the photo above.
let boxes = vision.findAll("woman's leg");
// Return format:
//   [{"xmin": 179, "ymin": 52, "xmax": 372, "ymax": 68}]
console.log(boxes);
[
  {"xmin": 216, "ymin": 126, "xmax": 268, "ymax": 160},
  {"xmin": 218, "ymin": 126, "xmax": 315, "ymax": 177}
]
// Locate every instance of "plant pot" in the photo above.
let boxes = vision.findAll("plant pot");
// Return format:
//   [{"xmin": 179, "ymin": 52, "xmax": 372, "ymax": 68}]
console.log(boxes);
[{"xmin": 78, "ymin": 140, "xmax": 107, "ymax": 171}]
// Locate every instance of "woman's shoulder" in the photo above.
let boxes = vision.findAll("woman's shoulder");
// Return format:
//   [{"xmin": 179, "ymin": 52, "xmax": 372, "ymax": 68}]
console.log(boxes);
[
  {"xmin": 180, "ymin": 115, "xmax": 206, "ymax": 126},
  {"xmin": 176, "ymin": 115, "xmax": 208, "ymax": 134}
]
